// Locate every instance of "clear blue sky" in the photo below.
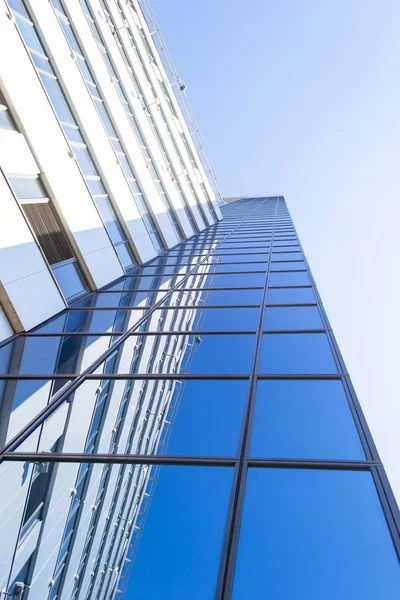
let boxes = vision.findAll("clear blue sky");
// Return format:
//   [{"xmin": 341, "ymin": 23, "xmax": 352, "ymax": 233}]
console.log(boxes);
[{"xmin": 149, "ymin": 0, "xmax": 400, "ymax": 499}]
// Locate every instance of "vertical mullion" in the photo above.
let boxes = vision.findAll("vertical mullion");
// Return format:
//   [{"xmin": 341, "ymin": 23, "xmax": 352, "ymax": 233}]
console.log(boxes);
[{"xmin": 217, "ymin": 197, "xmax": 280, "ymax": 599}]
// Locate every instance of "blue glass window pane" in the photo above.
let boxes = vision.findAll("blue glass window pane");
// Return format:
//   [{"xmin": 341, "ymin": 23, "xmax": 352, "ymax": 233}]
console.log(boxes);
[
  {"xmin": 264, "ymin": 306, "xmax": 323, "ymax": 330},
  {"xmin": 272, "ymin": 244, "xmax": 299, "ymax": 251},
  {"xmin": 162, "ymin": 380, "xmax": 248, "ymax": 455},
  {"xmin": 73, "ymin": 146, "xmax": 98, "ymax": 177},
  {"xmin": 15, "ymin": 16, "xmax": 47, "ymax": 56},
  {"xmin": 271, "ymin": 251, "xmax": 302, "ymax": 261},
  {"xmin": 259, "ymin": 333, "xmax": 337, "ymax": 374},
  {"xmin": 52, "ymin": 262, "xmax": 86, "ymax": 301},
  {"xmin": 251, "ymin": 380, "xmax": 365, "ymax": 459},
  {"xmin": 205, "ymin": 262, "xmax": 268, "ymax": 273},
  {"xmin": 215, "ymin": 248, "xmax": 268, "ymax": 255},
  {"xmin": 232, "ymin": 469, "xmax": 400, "ymax": 600},
  {"xmin": 71, "ymin": 291, "xmax": 151, "ymax": 308},
  {"xmin": 212, "ymin": 253, "xmax": 270, "ymax": 263},
  {"xmin": 94, "ymin": 197, "xmax": 125, "ymax": 244},
  {"xmin": 118, "ymin": 333, "xmax": 255, "ymax": 374},
  {"xmin": 0, "ymin": 335, "xmax": 114, "ymax": 375},
  {"xmin": 195, "ymin": 273, "xmax": 265, "ymax": 288},
  {"xmin": 219, "ymin": 242, "xmax": 270, "ymax": 250},
  {"xmin": 34, "ymin": 309, "xmax": 146, "ymax": 333},
  {"xmin": 150, "ymin": 307, "xmax": 259, "ymax": 331},
  {"xmin": 116, "ymin": 242, "xmax": 134, "ymax": 269},
  {"xmin": 165, "ymin": 288, "xmax": 263, "ymax": 307},
  {"xmin": 270, "ymin": 261, "xmax": 305, "ymax": 271},
  {"xmin": 266, "ymin": 287, "xmax": 315, "ymax": 305},
  {"xmin": 126, "ymin": 466, "xmax": 233, "ymax": 599},
  {"xmin": 41, "ymin": 75, "xmax": 76, "ymax": 126},
  {"xmin": 269, "ymin": 271, "xmax": 309, "ymax": 286}
]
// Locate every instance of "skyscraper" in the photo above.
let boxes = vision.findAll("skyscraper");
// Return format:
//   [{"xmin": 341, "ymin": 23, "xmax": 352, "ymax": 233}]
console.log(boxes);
[
  {"xmin": 1, "ymin": 195, "xmax": 400, "ymax": 599},
  {"xmin": 1, "ymin": 3, "xmax": 399, "ymax": 600}
]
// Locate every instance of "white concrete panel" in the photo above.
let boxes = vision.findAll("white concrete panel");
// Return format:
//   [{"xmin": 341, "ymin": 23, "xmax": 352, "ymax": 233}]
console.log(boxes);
[
  {"xmin": 60, "ymin": 0, "xmax": 174, "ymax": 249},
  {"xmin": 4, "ymin": 271, "xmax": 65, "ymax": 333},
  {"xmin": 0, "ymin": 306, "xmax": 13, "ymax": 342},
  {"xmin": 0, "ymin": 129, "xmax": 39, "ymax": 175},
  {"xmin": 0, "ymin": 6, "xmax": 123, "ymax": 282}
]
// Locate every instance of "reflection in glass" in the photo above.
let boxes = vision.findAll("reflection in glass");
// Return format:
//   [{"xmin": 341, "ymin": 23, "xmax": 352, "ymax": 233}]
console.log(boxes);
[
  {"xmin": 164, "ymin": 288, "xmax": 263, "ymax": 307},
  {"xmin": 148, "ymin": 307, "xmax": 259, "ymax": 331},
  {"xmin": 251, "ymin": 380, "xmax": 365, "ymax": 459},
  {"xmin": 94, "ymin": 333, "xmax": 257, "ymax": 375},
  {"xmin": 0, "ymin": 335, "xmax": 115, "ymax": 375},
  {"xmin": 233, "ymin": 468, "xmax": 400, "ymax": 599},
  {"xmin": 31, "ymin": 309, "xmax": 147, "ymax": 334},
  {"xmin": 186, "ymin": 272, "xmax": 265, "ymax": 288},
  {"xmin": 124, "ymin": 466, "xmax": 233, "ymax": 599},
  {"xmin": 0, "ymin": 461, "xmax": 232, "ymax": 600}
]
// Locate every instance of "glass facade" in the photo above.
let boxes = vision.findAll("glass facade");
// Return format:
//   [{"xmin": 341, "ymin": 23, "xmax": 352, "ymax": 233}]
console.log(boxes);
[{"xmin": 0, "ymin": 197, "xmax": 399, "ymax": 599}]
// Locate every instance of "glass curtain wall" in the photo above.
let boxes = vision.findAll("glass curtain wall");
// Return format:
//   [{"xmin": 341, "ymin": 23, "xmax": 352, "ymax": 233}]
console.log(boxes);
[{"xmin": 0, "ymin": 198, "xmax": 399, "ymax": 599}]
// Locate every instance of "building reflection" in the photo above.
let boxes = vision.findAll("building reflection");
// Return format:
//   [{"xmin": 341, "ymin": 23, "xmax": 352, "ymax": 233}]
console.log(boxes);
[{"xmin": 0, "ymin": 241, "xmax": 224, "ymax": 599}]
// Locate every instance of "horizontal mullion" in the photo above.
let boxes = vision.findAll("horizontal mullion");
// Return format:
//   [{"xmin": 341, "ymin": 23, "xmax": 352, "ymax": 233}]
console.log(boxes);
[
  {"xmin": 67, "ymin": 304, "xmax": 262, "ymax": 311},
  {"xmin": 262, "ymin": 329, "xmax": 327, "ymax": 334},
  {"xmin": 98, "ymin": 286, "xmax": 265, "ymax": 293},
  {"xmin": 127, "ymin": 270, "xmax": 267, "ymax": 276},
  {"xmin": 1, "ymin": 453, "xmax": 238, "ymax": 466},
  {"xmin": 0, "ymin": 373, "xmax": 251, "ymax": 381},
  {"xmin": 265, "ymin": 303, "xmax": 318, "ymax": 308},
  {"xmin": 1, "ymin": 454, "xmax": 378, "ymax": 470},
  {"xmin": 246, "ymin": 458, "xmax": 381, "ymax": 470},
  {"xmin": 22, "ymin": 330, "xmax": 259, "ymax": 337}
]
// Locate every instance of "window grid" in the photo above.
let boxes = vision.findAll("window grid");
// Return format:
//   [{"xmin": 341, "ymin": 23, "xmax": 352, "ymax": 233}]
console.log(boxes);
[{"xmin": 0, "ymin": 197, "xmax": 399, "ymax": 600}]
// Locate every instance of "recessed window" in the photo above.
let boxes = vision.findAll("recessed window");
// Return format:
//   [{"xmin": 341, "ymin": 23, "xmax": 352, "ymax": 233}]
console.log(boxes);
[
  {"xmin": 0, "ymin": 93, "xmax": 17, "ymax": 130},
  {"xmin": 8, "ymin": 176, "xmax": 87, "ymax": 301}
]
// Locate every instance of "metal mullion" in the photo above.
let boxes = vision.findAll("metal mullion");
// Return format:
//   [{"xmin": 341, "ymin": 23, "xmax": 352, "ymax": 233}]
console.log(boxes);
[
  {"xmin": 217, "ymin": 197, "xmax": 277, "ymax": 599},
  {"xmin": 246, "ymin": 458, "xmax": 379, "ymax": 469},
  {"xmin": 262, "ymin": 329, "xmax": 327, "ymax": 334},
  {"xmin": 1, "ymin": 452, "xmax": 238, "ymax": 466},
  {"xmin": 125, "ymin": 269, "xmax": 267, "ymax": 277},
  {"xmin": 0, "ymin": 198, "xmax": 268, "ymax": 459},
  {"xmin": 265, "ymin": 302, "xmax": 317, "ymax": 308},
  {"xmin": 371, "ymin": 467, "xmax": 400, "ymax": 559},
  {"xmin": 97, "ymin": 286, "xmax": 264, "ymax": 293},
  {"xmin": 256, "ymin": 373, "xmax": 344, "ymax": 380}
]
